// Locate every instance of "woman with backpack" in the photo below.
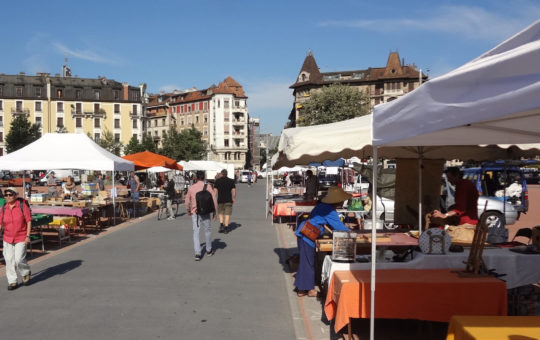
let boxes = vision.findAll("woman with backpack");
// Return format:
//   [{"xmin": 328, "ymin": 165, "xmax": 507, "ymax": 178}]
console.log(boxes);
[{"xmin": 0, "ymin": 187, "xmax": 32, "ymax": 291}]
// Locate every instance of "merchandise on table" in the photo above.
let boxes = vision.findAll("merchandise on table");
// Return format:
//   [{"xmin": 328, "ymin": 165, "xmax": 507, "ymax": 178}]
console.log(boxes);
[{"xmin": 31, "ymin": 193, "xmax": 49, "ymax": 202}]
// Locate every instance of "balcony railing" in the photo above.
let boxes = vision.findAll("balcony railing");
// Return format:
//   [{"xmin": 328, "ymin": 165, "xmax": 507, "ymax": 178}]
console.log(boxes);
[
  {"xmin": 80, "ymin": 109, "xmax": 107, "ymax": 119},
  {"xmin": 11, "ymin": 108, "xmax": 30, "ymax": 116}
]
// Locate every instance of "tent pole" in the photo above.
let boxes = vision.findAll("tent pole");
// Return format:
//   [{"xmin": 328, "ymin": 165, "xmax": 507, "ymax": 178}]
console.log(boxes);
[
  {"xmin": 112, "ymin": 171, "xmax": 116, "ymax": 225},
  {"xmin": 418, "ymin": 150, "xmax": 424, "ymax": 234},
  {"xmin": 370, "ymin": 147, "xmax": 378, "ymax": 340}
]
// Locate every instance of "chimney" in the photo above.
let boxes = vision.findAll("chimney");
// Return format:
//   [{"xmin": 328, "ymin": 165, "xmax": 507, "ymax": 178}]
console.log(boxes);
[{"xmin": 123, "ymin": 82, "xmax": 129, "ymax": 101}]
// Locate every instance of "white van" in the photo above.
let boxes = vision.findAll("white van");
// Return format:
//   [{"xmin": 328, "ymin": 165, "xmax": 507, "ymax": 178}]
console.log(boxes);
[{"xmin": 40, "ymin": 170, "xmax": 82, "ymax": 185}]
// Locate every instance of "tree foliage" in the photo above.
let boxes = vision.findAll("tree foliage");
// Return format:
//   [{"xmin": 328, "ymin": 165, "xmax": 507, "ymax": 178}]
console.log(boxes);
[
  {"xmin": 160, "ymin": 126, "xmax": 205, "ymax": 161},
  {"xmin": 141, "ymin": 133, "xmax": 157, "ymax": 153},
  {"xmin": 123, "ymin": 136, "xmax": 145, "ymax": 155},
  {"xmin": 6, "ymin": 115, "xmax": 41, "ymax": 153},
  {"xmin": 298, "ymin": 83, "xmax": 370, "ymax": 126},
  {"xmin": 98, "ymin": 128, "xmax": 123, "ymax": 156}
]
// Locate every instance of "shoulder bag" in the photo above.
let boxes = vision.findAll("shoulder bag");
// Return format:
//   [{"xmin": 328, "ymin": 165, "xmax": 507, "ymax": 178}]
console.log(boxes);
[{"xmin": 299, "ymin": 219, "xmax": 321, "ymax": 241}]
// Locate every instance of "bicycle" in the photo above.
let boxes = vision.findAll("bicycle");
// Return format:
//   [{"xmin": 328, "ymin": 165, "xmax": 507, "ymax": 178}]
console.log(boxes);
[{"xmin": 157, "ymin": 194, "xmax": 182, "ymax": 220}]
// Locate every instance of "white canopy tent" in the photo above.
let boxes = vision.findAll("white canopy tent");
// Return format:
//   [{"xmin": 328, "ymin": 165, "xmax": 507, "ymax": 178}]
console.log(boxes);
[
  {"xmin": 0, "ymin": 133, "xmax": 134, "ymax": 171},
  {"xmin": 178, "ymin": 160, "xmax": 226, "ymax": 171},
  {"xmin": 0, "ymin": 133, "xmax": 135, "ymax": 224},
  {"xmin": 367, "ymin": 20, "xmax": 540, "ymax": 340},
  {"xmin": 273, "ymin": 114, "xmax": 540, "ymax": 169}
]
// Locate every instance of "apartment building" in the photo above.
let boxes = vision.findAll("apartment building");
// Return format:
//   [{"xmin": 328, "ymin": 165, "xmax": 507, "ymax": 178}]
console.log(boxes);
[
  {"xmin": 247, "ymin": 117, "xmax": 260, "ymax": 171},
  {"xmin": 0, "ymin": 71, "xmax": 146, "ymax": 155},
  {"xmin": 288, "ymin": 51, "xmax": 427, "ymax": 127},
  {"xmin": 146, "ymin": 77, "xmax": 249, "ymax": 169}
]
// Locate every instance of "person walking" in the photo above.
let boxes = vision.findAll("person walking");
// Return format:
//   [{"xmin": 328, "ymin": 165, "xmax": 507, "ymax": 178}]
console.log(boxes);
[
  {"xmin": 0, "ymin": 187, "xmax": 33, "ymax": 291},
  {"xmin": 213, "ymin": 169, "xmax": 236, "ymax": 234},
  {"xmin": 304, "ymin": 170, "xmax": 319, "ymax": 201},
  {"xmin": 128, "ymin": 171, "xmax": 141, "ymax": 217},
  {"xmin": 247, "ymin": 171, "xmax": 252, "ymax": 187},
  {"xmin": 185, "ymin": 171, "xmax": 217, "ymax": 261},
  {"xmin": 165, "ymin": 173, "xmax": 176, "ymax": 220}
]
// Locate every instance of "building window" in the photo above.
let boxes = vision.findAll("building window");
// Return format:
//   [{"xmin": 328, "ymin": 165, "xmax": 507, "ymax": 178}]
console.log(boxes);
[
  {"xmin": 408, "ymin": 82, "xmax": 414, "ymax": 91},
  {"xmin": 199, "ymin": 102, "xmax": 203, "ymax": 111},
  {"xmin": 94, "ymin": 118, "xmax": 101, "ymax": 128},
  {"xmin": 181, "ymin": 120, "xmax": 184, "ymax": 126},
  {"xmin": 57, "ymin": 89, "xmax": 63, "ymax": 98},
  {"xmin": 57, "ymin": 102, "xmax": 64, "ymax": 112},
  {"xmin": 113, "ymin": 90, "xmax": 119, "ymax": 100},
  {"xmin": 204, "ymin": 130, "xmax": 207, "ymax": 136},
  {"xmin": 35, "ymin": 101, "xmax": 42, "ymax": 112},
  {"xmin": 35, "ymin": 87, "xmax": 42, "ymax": 97},
  {"xmin": 0, "ymin": 86, "xmax": 3, "ymax": 96},
  {"xmin": 132, "ymin": 133, "xmax": 137, "ymax": 140},
  {"xmin": 94, "ymin": 133, "xmax": 100, "ymax": 142},
  {"xmin": 235, "ymin": 100, "xmax": 239, "ymax": 107},
  {"xmin": 180, "ymin": 106, "xmax": 184, "ymax": 113},
  {"xmin": 204, "ymin": 102, "xmax": 207, "ymax": 110},
  {"xmin": 76, "ymin": 89, "xmax": 81, "ymax": 99},
  {"xmin": 0, "ymin": 132, "xmax": 3, "ymax": 142},
  {"xmin": 94, "ymin": 90, "xmax": 100, "ymax": 100},
  {"xmin": 131, "ymin": 90, "xmax": 140, "ymax": 101},
  {"xmin": 154, "ymin": 120, "xmax": 157, "ymax": 127},
  {"xmin": 57, "ymin": 117, "xmax": 63, "ymax": 128},
  {"xmin": 114, "ymin": 119, "xmax": 120, "ymax": 129},
  {"xmin": 16, "ymin": 101, "xmax": 23, "ymax": 112},
  {"xmin": 76, "ymin": 117, "xmax": 82, "ymax": 128},
  {"xmin": 16, "ymin": 87, "xmax": 23, "ymax": 97},
  {"xmin": 0, "ymin": 116, "xmax": 3, "ymax": 126},
  {"xmin": 162, "ymin": 118, "xmax": 165, "ymax": 126},
  {"xmin": 132, "ymin": 105, "xmax": 138, "ymax": 115},
  {"xmin": 224, "ymin": 139, "xmax": 229, "ymax": 147},
  {"xmin": 35, "ymin": 116, "xmax": 41, "ymax": 126},
  {"xmin": 114, "ymin": 104, "xmax": 120, "ymax": 113},
  {"xmin": 204, "ymin": 115, "xmax": 208, "ymax": 123},
  {"xmin": 217, "ymin": 99, "xmax": 220, "ymax": 108},
  {"xmin": 76, "ymin": 103, "xmax": 82, "ymax": 114},
  {"xmin": 94, "ymin": 103, "xmax": 100, "ymax": 113},
  {"xmin": 114, "ymin": 133, "xmax": 120, "ymax": 142},
  {"xmin": 195, "ymin": 115, "xmax": 199, "ymax": 124},
  {"xmin": 0, "ymin": 100, "xmax": 2, "ymax": 111},
  {"xmin": 224, "ymin": 100, "xmax": 229, "ymax": 108},
  {"xmin": 132, "ymin": 120, "xmax": 138, "ymax": 129}
]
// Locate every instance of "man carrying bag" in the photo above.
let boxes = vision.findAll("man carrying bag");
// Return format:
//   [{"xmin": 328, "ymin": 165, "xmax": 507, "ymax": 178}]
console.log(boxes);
[{"xmin": 185, "ymin": 171, "xmax": 217, "ymax": 261}]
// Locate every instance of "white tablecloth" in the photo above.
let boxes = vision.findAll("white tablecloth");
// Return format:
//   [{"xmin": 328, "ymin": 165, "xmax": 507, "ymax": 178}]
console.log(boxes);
[{"xmin": 321, "ymin": 248, "xmax": 540, "ymax": 289}]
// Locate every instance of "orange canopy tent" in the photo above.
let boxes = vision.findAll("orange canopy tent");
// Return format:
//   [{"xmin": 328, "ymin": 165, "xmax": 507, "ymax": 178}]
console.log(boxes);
[{"xmin": 122, "ymin": 151, "xmax": 183, "ymax": 171}]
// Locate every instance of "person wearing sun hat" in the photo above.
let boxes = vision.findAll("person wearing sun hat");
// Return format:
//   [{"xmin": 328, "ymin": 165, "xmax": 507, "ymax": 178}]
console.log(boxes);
[
  {"xmin": 294, "ymin": 186, "xmax": 351, "ymax": 297},
  {"xmin": 0, "ymin": 187, "xmax": 33, "ymax": 291}
]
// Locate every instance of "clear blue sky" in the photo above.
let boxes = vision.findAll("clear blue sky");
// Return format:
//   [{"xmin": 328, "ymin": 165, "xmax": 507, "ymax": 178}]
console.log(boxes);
[{"xmin": 2, "ymin": 1, "xmax": 539, "ymax": 136}]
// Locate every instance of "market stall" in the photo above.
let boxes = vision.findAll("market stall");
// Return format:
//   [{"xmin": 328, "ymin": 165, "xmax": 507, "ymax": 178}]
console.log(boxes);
[{"xmin": 0, "ymin": 133, "xmax": 135, "ymax": 227}]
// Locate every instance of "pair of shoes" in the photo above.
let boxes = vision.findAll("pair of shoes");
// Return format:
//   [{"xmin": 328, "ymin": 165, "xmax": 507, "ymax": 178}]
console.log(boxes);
[
  {"xmin": 207, "ymin": 249, "xmax": 215, "ymax": 256},
  {"xmin": 7, "ymin": 283, "xmax": 18, "ymax": 291},
  {"xmin": 194, "ymin": 254, "xmax": 202, "ymax": 261},
  {"xmin": 23, "ymin": 272, "xmax": 31, "ymax": 285}
]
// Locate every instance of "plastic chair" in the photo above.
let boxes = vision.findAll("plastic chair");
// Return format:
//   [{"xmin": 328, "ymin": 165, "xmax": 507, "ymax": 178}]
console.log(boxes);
[{"xmin": 512, "ymin": 228, "xmax": 533, "ymax": 244}]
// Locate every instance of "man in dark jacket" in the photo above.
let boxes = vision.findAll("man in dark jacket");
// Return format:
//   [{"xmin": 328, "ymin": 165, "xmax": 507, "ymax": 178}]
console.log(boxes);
[
  {"xmin": 165, "ymin": 174, "xmax": 176, "ymax": 220},
  {"xmin": 213, "ymin": 169, "xmax": 236, "ymax": 234}
]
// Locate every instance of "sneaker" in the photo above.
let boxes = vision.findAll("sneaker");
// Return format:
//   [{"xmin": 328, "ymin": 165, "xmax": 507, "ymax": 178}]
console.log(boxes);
[
  {"xmin": 23, "ymin": 272, "xmax": 31, "ymax": 285},
  {"xmin": 7, "ymin": 283, "xmax": 18, "ymax": 291},
  {"xmin": 207, "ymin": 249, "xmax": 215, "ymax": 256},
  {"xmin": 194, "ymin": 254, "xmax": 202, "ymax": 261},
  {"xmin": 167, "ymin": 216, "xmax": 175, "ymax": 220},
  {"xmin": 223, "ymin": 227, "xmax": 229, "ymax": 234}
]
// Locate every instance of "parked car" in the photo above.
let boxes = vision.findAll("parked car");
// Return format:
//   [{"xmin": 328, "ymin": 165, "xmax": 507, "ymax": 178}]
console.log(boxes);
[
  {"xmin": 318, "ymin": 172, "xmax": 338, "ymax": 189},
  {"xmin": 239, "ymin": 170, "xmax": 252, "ymax": 183},
  {"xmin": 463, "ymin": 162, "xmax": 528, "ymax": 215},
  {"xmin": 39, "ymin": 170, "xmax": 82, "ymax": 185},
  {"xmin": 363, "ymin": 173, "xmax": 518, "ymax": 231}
]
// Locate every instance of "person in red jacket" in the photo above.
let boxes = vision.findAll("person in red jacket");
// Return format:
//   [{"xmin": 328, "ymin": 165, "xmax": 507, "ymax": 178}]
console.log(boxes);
[{"xmin": 0, "ymin": 187, "xmax": 32, "ymax": 291}]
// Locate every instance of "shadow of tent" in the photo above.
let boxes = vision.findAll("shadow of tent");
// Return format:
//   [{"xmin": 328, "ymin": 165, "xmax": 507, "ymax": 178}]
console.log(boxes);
[{"xmin": 27, "ymin": 260, "xmax": 83, "ymax": 286}]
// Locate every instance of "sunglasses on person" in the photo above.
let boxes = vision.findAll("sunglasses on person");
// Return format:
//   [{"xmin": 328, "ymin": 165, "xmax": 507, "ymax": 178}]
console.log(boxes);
[{"xmin": 4, "ymin": 192, "xmax": 16, "ymax": 197}]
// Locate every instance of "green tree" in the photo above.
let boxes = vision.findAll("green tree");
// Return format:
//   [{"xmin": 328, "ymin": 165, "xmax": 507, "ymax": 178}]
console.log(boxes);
[
  {"xmin": 98, "ymin": 128, "xmax": 123, "ymax": 156},
  {"xmin": 123, "ymin": 136, "xmax": 144, "ymax": 155},
  {"xmin": 141, "ymin": 132, "xmax": 157, "ymax": 153},
  {"xmin": 160, "ymin": 126, "xmax": 206, "ymax": 161},
  {"xmin": 6, "ymin": 115, "xmax": 41, "ymax": 153},
  {"xmin": 298, "ymin": 83, "xmax": 370, "ymax": 126}
]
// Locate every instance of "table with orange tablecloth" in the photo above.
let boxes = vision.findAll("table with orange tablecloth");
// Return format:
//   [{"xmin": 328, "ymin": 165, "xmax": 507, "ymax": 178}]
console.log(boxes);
[
  {"xmin": 446, "ymin": 315, "xmax": 540, "ymax": 340},
  {"xmin": 324, "ymin": 269, "xmax": 507, "ymax": 333},
  {"xmin": 272, "ymin": 199, "xmax": 315, "ymax": 217}
]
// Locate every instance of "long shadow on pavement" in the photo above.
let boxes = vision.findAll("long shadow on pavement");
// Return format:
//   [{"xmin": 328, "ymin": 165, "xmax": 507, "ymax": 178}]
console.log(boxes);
[{"xmin": 27, "ymin": 260, "xmax": 83, "ymax": 286}]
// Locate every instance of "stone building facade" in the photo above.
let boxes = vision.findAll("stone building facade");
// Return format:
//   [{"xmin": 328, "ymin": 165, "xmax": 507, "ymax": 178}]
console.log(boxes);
[
  {"xmin": 0, "ymin": 71, "xmax": 146, "ymax": 155},
  {"xmin": 288, "ymin": 51, "xmax": 427, "ymax": 127}
]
